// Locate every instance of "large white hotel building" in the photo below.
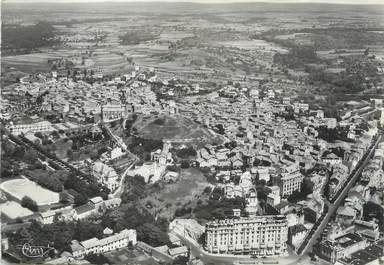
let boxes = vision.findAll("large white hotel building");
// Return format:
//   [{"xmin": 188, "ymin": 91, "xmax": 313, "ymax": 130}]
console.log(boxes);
[{"xmin": 205, "ymin": 215, "xmax": 288, "ymax": 257}]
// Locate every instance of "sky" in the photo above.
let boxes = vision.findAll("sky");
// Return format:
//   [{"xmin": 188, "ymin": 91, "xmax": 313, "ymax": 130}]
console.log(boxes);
[{"xmin": 3, "ymin": 0, "xmax": 384, "ymax": 4}]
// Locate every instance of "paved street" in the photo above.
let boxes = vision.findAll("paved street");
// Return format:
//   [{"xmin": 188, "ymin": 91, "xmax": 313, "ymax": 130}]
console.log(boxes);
[{"xmin": 296, "ymin": 133, "xmax": 383, "ymax": 255}]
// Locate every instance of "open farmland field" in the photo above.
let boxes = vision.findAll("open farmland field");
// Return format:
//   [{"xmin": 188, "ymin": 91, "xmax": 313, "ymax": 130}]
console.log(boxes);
[
  {"xmin": 159, "ymin": 31, "xmax": 194, "ymax": 42},
  {"xmin": 3, "ymin": 2, "xmax": 381, "ymax": 90},
  {"xmin": 0, "ymin": 178, "xmax": 60, "ymax": 206},
  {"xmin": 89, "ymin": 50, "xmax": 132, "ymax": 74},
  {"xmin": 217, "ymin": 39, "xmax": 288, "ymax": 53},
  {"xmin": 1, "ymin": 47, "xmax": 133, "ymax": 75},
  {"xmin": 1, "ymin": 48, "xmax": 82, "ymax": 73},
  {"xmin": 1, "ymin": 52, "xmax": 62, "ymax": 73}
]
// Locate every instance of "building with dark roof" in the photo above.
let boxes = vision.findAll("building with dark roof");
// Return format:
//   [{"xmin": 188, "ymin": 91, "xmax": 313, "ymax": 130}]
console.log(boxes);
[{"xmin": 316, "ymin": 233, "xmax": 369, "ymax": 264}]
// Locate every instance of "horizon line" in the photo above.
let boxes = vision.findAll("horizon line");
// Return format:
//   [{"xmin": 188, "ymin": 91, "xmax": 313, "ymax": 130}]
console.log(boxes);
[{"xmin": 3, "ymin": 0, "xmax": 384, "ymax": 5}]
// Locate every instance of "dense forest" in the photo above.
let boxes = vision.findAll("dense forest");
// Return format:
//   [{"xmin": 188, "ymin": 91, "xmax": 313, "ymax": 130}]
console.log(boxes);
[{"xmin": 273, "ymin": 45, "xmax": 319, "ymax": 69}]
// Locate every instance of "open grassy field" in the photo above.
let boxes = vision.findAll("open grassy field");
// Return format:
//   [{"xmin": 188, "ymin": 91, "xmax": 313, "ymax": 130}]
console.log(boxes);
[
  {"xmin": 1, "ymin": 48, "xmax": 82, "ymax": 74},
  {"xmin": 1, "ymin": 53, "xmax": 60, "ymax": 73}
]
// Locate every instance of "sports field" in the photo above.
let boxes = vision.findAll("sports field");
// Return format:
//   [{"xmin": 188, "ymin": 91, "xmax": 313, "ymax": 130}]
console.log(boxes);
[
  {"xmin": 0, "ymin": 201, "xmax": 34, "ymax": 220},
  {"xmin": 0, "ymin": 178, "xmax": 60, "ymax": 206}
]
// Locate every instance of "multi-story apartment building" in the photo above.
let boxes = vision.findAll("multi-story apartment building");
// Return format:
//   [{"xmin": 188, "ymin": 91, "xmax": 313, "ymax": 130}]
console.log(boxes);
[
  {"xmin": 205, "ymin": 215, "xmax": 288, "ymax": 257},
  {"xmin": 7, "ymin": 121, "xmax": 55, "ymax": 135},
  {"xmin": 277, "ymin": 171, "xmax": 304, "ymax": 197},
  {"xmin": 70, "ymin": 229, "xmax": 137, "ymax": 259},
  {"xmin": 316, "ymin": 233, "xmax": 368, "ymax": 264}
]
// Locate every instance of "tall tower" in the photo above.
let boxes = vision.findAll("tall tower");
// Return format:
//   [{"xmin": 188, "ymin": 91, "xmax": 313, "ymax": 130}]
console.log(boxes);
[
  {"xmin": 163, "ymin": 140, "xmax": 172, "ymax": 154},
  {"xmin": 252, "ymin": 99, "xmax": 258, "ymax": 114}
]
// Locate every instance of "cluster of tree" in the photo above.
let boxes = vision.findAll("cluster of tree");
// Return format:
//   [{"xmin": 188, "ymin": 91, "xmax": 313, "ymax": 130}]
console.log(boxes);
[
  {"xmin": 317, "ymin": 126, "xmax": 353, "ymax": 143},
  {"xmin": 64, "ymin": 173, "xmax": 110, "ymax": 203},
  {"xmin": 174, "ymin": 206, "xmax": 193, "ymax": 218},
  {"xmin": 273, "ymin": 45, "xmax": 319, "ymax": 69},
  {"xmin": 137, "ymin": 223, "xmax": 170, "ymax": 247},
  {"xmin": 7, "ymin": 219, "xmax": 105, "ymax": 255},
  {"xmin": 309, "ymin": 27, "xmax": 384, "ymax": 50},
  {"xmin": 21, "ymin": 196, "xmax": 38, "ymax": 212},
  {"xmin": 1, "ymin": 139, "xmax": 45, "ymax": 178},
  {"xmin": 2, "ymin": 22, "xmax": 58, "ymax": 55},
  {"xmin": 84, "ymin": 254, "xmax": 110, "ymax": 265},
  {"xmin": 200, "ymin": 167, "xmax": 217, "ymax": 184},
  {"xmin": 48, "ymin": 58, "xmax": 75, "ymax": 71},
  {"xmin": 121, "ymin": 175, "xmax": 147, "ymax": 203},
  {"xmin": 172, "ymin": 256, "xmax": 189, "ymax": 265},
  {"xmin": 69, "ymin": 132, "xmax": 103, "ymax": 151},
  {"xmin": 180, "ymin": 160, "xmax": 190, "ymax": 169},
  {"xmin": 175, "ymin": 147, "xmax": 196, "ymax": 159},
  {"xmin": 1, "ymin": 159, "xmax": 20, "ymax": 179},
  {"xmin": 261, "ymin": 29, "xmax": 379, "ymax": 95},
  {"xmin": 119, "ymin": 30, "xmax": 158, "ymax": 45},
  {"xmin": 23, "ymin": 169, "xmax": 68, "ymax": 192},
  {"xmin": 102, "ymin": 204, "xmax": 170, "ymax": 247},
  {"xmin": 166, "ymin": 164, "xmax": 181, "ymax": 173},
  {"xmin": 213, "ymin": 124, "xmax": 225, "ymax": 135},
  {"xmin": 308, "ymin": 69, "xmax": 367, "ymax": 94},
  {"xmin": 193, "ymin": 188, "xmax": 246, "ymax": 220},
  {"xmin": 128, "ymin": 136, "xmax": 163, "ymax": 161},
  {"xmin": 124, "ymin": 114, "xmax": 138, "ymax": 133},
  {"xmin": 212, "ymin": 144, "xmax": 230, "ymax": 154},
  {"xmin": 256, "ymin": 27, "xmax": 384, "ymax": 51}
]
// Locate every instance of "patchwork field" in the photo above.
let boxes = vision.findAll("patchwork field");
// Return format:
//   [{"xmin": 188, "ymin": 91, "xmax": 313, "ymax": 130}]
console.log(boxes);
[
  {"xmin": 1, "ymin": 53, "xmax": 59, "ymax": 73},
  {"xmin": 0, "ymin": 178, "xmax": 60, "ymax": 206},
  {"xmin": 1, "ymin": 47, "xmax": 133, "ymax": 75},
  {"xmin": 159, "ymin": 31, "xmax": 194, "ymax": 42},
  {"xmin": 218, "ymin": 39, "xmax": 288, "ymax": 53}
]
